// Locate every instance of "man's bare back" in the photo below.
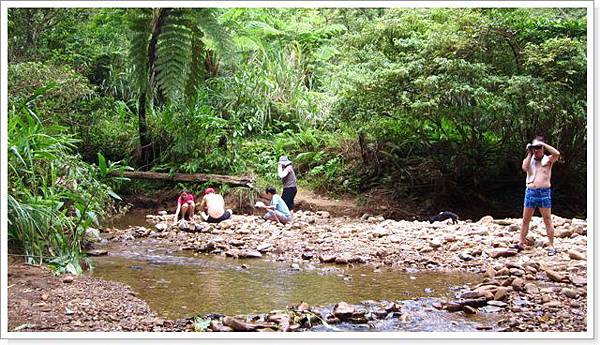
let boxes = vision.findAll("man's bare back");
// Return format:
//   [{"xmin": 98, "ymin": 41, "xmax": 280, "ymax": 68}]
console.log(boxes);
[{"xmin": 202, "ymin": 193, "xmax": 225, "ymax": 218}]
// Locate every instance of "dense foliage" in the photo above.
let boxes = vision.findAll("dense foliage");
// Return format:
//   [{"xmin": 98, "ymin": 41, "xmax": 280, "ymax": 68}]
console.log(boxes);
[{"xmin": 7, "ymin": 7, "xmax": 587, "ymax": 270}]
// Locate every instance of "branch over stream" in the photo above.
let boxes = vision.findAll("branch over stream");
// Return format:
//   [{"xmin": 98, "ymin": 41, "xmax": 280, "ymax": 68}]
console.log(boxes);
[{"xmin": 110, "ymin": 171, "xmax": 255, "ymax": 188}]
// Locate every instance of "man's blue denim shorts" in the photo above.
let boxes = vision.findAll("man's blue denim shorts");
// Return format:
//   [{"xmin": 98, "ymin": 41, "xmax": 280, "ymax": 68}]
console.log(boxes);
[{"xmin": 524, "ymin": 187, "xmax": 552, "ymax": 208}]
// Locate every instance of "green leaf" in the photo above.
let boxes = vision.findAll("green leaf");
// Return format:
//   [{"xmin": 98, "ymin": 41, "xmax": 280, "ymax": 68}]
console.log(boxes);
[
  {"xmin": 107, "ymin": 189, "xmax": 122, "ymax": 201},
  {"xmin": 97, "ymin": 152, "xmax": 107, "ymax": 177}
]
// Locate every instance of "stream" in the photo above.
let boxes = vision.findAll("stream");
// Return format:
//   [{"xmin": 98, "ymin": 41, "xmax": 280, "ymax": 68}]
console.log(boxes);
[{"xmin": 90, "ymin": 209, "xmax": 500, "ymax": 331}]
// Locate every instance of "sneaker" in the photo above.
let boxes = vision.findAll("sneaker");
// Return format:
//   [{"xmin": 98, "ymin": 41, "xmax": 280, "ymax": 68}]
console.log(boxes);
[{"xmin": 547, "ymin": 248, "xmax": 557, "ymax": 256}]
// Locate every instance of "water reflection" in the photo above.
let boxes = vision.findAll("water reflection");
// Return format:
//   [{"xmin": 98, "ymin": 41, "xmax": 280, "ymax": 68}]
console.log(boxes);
[{"xmin": 92, "ymin": 240, "xmax": 481, "ymax": 321}]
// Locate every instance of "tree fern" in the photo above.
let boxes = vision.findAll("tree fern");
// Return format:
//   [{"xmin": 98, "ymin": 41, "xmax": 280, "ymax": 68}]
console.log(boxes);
[{"xmin": 127, "ymin": 8, "xmax": 232, "ymax": 165}]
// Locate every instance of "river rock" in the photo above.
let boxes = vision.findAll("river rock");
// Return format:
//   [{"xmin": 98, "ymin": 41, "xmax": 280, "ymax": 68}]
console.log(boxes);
[
  {"xmin": 567, "ymin": 250, "xmax": 586, "ymax": 260},
  {"xmin": 460, "ymin": 298, "xmax": 488, "ymax": 309},
  {"xmin": 524, "ymin": 283, "xmax": 539, "ymax": 294},
  {"xmin": 572, "ymin": 225, "xmax": 586, "ymax": 235},
  {"xmin": 489, "ymin": 249, "xmax": 518, "ymax": 259},
  {"xmin": 494, "ymin": 287, "xmax": 508, "ymax": 301},
  {"xmin": 445, "ymin": 302, "xmax": 463, "ymax": 312},
  {"xmin": 545, "ymin": 269, "xmax": 566, "ymax": 282},
  {"xmin": 463, "ymin": 306, "xmax": 477, "ymax": 314},
  {"xmin": 257, "ymin": 243, "xmax": 272, "ymax": 253},
  {"xmin": 509, "ymin": 268, "xmax": 524, "ymax": 277},
  {"xmin": 460, "ymin": 291, "xmax": 487, "ymax": 299},
  {"xmin": 210, "ymin": 320, "xmax": 232, "ymax": 332},
  {"xmin": 240, "ymin": 250, "xmax": 262, "ymax": 259},
  {"xmin": 349, "ymin": 256, "xmax": 367, "ymax": 264},
  {"xmin": 155, "ymin": 223, "xmax": 168, "ymax": 231},
  {"xmin": 178, "ymin": 220, "xmax": 189, "ymax": 231},
  {"xmin": 486, "ymin": 300, "xmax": 507, "ymax": 307},
  {"xmin": 562, "ymin": 288, "xmax": 579, "ymax": 299},
  {"xmin": 479, "ymin": 216, "xmax": 494, "ymax": 224},
  {"xmin": 429, "ymin": 239, "xmax": 443, "ymax": 249},
  {"xmin": 219, "ymin": 220, "xmax": 234, "ymax": 229},
  {"xmin": 511, "ymin": 277, "xmax": 525, "ymax": 291},
  {"xmin": 86, "ymin": 249, "xmax": 108, "ymax": 256},
  {"xmin": 333, "ymin": 302, "xmax": 355, "ymax": 321},
  {"xmin": 481, "ymin": 306, "xmax": 502, "ymax": 313},
  {"xmin": 222, "ymin": 317, "xmax": 258, "ymax": 331},
  {"xmin": 199, "ymin": 242, "xmax": 215, "ymax": 253},
  {"xmin": 229, "ymin": 239, "xmax": 245, "ymax": 247},
  {"xmin": 371, "ymin": 226, "xmax": 389, "ymax": 237},
  {"xmin": 495, "ymin": 267, "xmax": 510, "ymax": 276},
  {"xmin": 543, "ymin": 301, "xmax": 562, "ymax": 309},
  {"xmin": 301, "ymin": 252, "xmax": 314, "ymax": 260},
  {"xmin": 316, "ymin": 211, "xmax": 331, "ymax": 218},
  {"xmin": 458, "ymin": 252, "xmax": 474, "ymax": 261},
  {"xmin": 493, "ymin": 219, "xmax": 513, "ymax": 226},
  {"xmin": 556, "ymin": 229, "xmax": 573, "ymax": 238},
  {"xmin": 319, "ymin": 254, "xmax": 336, "ymax": 263},
  {"xmin": 335, "ymin": 255, "xmax": 351, "ymax": 265},
  {"xmin": 570, "ymin": 275, "xmax": 587, "ymax": 286},
  {"xmin": 485, "ymin": 267, "xmax": 496, "ymax": 278}
]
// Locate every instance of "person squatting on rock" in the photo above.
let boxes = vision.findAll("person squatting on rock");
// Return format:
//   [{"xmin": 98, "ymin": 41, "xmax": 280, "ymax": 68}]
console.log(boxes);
[
  {"xmin": 173, "ymin": 190, "xmax": 195, "ymax": 225},
  {"xmin": 262, "ymin": 186, "xmax": 292, "ymax": 224},
  {"xmin": 199, "ymin": 187, "xmax": 233, "ymax": 223},
  {"xmin": 513, "ymin": 135, "xmax": 560, "ymax": 256},
  {"xmin": 278, "ymin": 155, "xmax": 297, "ymax": 213}
]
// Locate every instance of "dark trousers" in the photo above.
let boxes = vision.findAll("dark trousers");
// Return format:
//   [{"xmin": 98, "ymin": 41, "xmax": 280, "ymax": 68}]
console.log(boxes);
[{"xmin": 281, "ymin": 187, "xmax": 297, "ymax": 210}]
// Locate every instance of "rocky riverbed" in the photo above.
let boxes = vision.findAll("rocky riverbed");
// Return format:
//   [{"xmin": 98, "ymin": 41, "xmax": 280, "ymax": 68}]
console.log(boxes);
[
  {"xmin": 106, "ymin": 209, "xmax": 588, "ymax": 332},
  {"xmin": 8, "ymin": 209, "xmax": 587, "ymax": 332}
]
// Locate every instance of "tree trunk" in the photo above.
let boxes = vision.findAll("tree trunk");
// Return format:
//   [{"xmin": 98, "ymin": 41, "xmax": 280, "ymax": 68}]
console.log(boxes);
[
  {"xmin": 137, "ymin": 9, "xmax": 170, "ymax": 168},
  {"xmin": 110, "ymin": 171, "xmax": 255, "ymax": 188},
  {"xmin": 137, "ymin": 92, "xmax": 152, "ymax": 169}
]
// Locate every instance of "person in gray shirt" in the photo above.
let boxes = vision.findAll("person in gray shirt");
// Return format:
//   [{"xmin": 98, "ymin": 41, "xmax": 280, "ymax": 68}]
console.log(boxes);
[{"xmin": 278, "ymin": 156, "xmax": 297, "ymax": 211}]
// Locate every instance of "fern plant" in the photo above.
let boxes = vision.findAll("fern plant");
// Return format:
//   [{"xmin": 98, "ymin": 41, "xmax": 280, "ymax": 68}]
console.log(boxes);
[{"xmin": 127, "ymin": 8, "xmax": 232, "ymax": 166}]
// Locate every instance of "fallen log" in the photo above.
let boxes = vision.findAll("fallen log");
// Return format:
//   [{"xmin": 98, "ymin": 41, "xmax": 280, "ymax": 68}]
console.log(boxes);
[{"xmin": 110, "ymin": 171, "xmax": 255, "ymax": 188}]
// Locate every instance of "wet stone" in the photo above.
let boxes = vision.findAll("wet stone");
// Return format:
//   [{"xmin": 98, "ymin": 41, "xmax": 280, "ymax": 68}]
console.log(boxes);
[{"xmin": 333, "ymin": 302, "xmax": 355, "ymax": 321}]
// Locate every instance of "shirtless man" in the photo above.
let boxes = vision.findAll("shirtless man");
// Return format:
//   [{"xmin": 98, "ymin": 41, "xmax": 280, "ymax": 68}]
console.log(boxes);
[
  {"xmin": 513, "ymin": 136, "xmax": 560, "ymax": 256},
  {"xmin": 199, "ymin": 188, "xmax": 232, "ymax": 223}
]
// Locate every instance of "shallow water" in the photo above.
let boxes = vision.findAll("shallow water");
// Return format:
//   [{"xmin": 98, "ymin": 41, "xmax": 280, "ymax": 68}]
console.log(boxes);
[{"xmin": 91, "ymin": 210, "xmax": 499, "ymax": 331}]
